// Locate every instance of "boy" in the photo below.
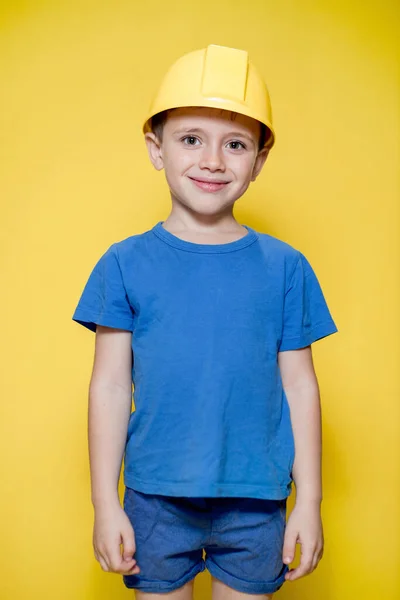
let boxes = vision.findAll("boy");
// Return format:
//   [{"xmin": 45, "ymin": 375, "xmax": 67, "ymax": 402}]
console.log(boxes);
[{"xmin": 72, "ymin": 45, "xmax": 338, "ymax": 600}]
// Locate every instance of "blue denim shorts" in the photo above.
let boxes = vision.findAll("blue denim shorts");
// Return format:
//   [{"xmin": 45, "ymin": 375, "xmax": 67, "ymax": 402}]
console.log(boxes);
[{"xmin": 122, "ymin": 487, "xmax": 289, "ymax": 595}]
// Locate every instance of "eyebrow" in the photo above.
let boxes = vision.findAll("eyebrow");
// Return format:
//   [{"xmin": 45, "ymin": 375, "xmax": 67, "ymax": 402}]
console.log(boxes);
[{"xmin": 172, "ymin": 127, "xmax": 256, "ymax": 144}]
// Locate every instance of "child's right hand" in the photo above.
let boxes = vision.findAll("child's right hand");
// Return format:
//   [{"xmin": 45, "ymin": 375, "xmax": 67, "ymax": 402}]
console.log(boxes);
[{"xmin": 92, "ymin": 502, "xmax": 141, "ymax": 576}]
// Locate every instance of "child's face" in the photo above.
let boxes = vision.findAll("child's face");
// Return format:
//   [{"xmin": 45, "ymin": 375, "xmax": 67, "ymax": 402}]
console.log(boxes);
[{"xmin": 145, "ymin": 107, "xmax": 269, "ymax": 217}]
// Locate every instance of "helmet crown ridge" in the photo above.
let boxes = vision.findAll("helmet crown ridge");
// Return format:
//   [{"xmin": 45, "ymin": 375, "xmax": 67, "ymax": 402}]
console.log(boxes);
[
  {"xmin": 201, "ymin": 45, "xmax": 248, "ymax": 102},
  {"xmin": 143, "ymin": 44, "xmax": 275, "ymax": 150}
]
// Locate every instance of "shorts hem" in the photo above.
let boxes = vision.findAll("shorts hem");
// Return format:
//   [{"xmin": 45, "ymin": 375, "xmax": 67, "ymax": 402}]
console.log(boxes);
[
  {"xmin": 122, "ymin": 560, "xmax": 205, "ymax": 592},
  {"xmin": 205, "ymin": 557, "xmax": 288, "ymax": 595}
]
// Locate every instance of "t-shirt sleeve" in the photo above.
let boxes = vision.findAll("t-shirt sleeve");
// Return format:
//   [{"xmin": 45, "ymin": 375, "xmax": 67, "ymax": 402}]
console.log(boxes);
[
  {"xmin": 72, "ymin": 244, "xmax": 134, "ymax": 333},
  {"xmin": 278, "ymin": 252, "xmax": 338, "ymax": 352}
]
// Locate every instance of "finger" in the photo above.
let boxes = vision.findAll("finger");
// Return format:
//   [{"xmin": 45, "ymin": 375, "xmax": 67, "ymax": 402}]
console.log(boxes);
[
  {"xmin": 103, "ymin": 543, "xmax": 126, "ymax": 573},
  {"xmin": 124, "ymin": 563, "xmax": 141, "ymax": 576},
  {"xmin": 97, "ymin": 553, "xmax": 110, "ymax": 572},
  {"xmin": 282, "ymin": 529, "xmax": 298, "ymax": 565},
  {"xmin": 119, "ymin": 557, "xmax": 139, "ymax": 574},
  {"xmin": 109, "ymin": 545, "xmax": 138, "ymax": 574},
  {"xmin": 119, "ymin": 549, "xmax": 140, "ymax": 576},
  {"xmin": 311, "ymin": 553, "xmax": 319, "ymax": 572},
  {"xmin": 121, "ymin": 529, "xmax": 137, "ymax": 563},
  {"xmin": 311, "ymin": 547, "xmax": 323, "ymax": 571},
  {"xmin": 286, "ymin": 547, "xmax": 314, "ymax": 581},
  {"xmin": 109, "ymin": 555, "xmax": 125, "ymax": 573},
  {"xmin": 121, "ymin": 553, "xmax": 136, "ymax": 566},
  {"xmin": 93, "ymin": 537, "xmax": 100, "ymax": 562}
]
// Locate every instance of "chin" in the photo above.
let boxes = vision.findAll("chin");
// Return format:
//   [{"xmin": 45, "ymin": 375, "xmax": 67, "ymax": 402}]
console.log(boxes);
[
  {"xmin": 188, "ymin": 199, "xmax": 233, "ymax": 215},
  {"xmin": 171, "ymin": 186, "xmax": 236, "ymax": 212}
]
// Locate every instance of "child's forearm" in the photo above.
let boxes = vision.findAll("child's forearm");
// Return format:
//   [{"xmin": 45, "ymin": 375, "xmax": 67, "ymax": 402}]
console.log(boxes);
[
  {"xmin": 285, "ymin": 379, "xmax": 323, "ymax": 505},
  {"xmin": 88, "ymin": 381, "xmax": 132, "ymax": 510}
]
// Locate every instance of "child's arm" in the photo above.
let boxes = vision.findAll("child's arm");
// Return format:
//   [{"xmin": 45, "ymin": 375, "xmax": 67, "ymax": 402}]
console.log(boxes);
[
  {"xmin": 88, "ymin": 325, "xmax": 140, "ymax": 575},
  {"xmin": 89, "ymin": 325, "xmax": 132, "ymax": 507},
  {"xmin": 278, "ymin": 345, "xmax": 324, "ymax": 582}
]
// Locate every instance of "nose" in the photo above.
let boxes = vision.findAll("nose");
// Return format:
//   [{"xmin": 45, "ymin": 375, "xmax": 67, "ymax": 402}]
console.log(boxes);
[{"xmin": 198, "ymin": 142, "xmax": 226, "ymax": 172}]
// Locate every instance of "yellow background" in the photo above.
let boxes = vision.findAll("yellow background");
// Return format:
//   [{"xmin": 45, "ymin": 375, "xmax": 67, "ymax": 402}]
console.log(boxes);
[{"xmin": 1, "ymin": 1, "xmax": 399, "ymax": 598}]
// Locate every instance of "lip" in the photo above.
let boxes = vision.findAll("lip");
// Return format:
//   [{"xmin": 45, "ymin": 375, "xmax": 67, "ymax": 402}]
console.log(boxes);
[{"xmin": 188, "ymin": 176, "xmax": 230, "ymax": 193}]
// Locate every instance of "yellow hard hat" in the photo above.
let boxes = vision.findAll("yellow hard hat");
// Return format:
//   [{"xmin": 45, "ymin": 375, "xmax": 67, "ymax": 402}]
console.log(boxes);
[{"xmin": 143, "ymin": 44, "xmax": 275, "ymax": 150}]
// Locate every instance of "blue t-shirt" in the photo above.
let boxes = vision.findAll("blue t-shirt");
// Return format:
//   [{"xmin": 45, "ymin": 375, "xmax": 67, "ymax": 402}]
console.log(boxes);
[{"xmin": 72, "ymin": 221, "xmax": 338, "ymax": 500}]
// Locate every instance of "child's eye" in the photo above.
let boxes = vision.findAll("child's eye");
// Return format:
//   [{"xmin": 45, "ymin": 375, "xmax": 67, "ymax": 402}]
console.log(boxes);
[
  {"xmin": 182, "ymin": 136, "xmax": 200, "ymax": 146},
  {"xmin": 227, "ymin": 140, "xmax": 246, "ymax": 150}
]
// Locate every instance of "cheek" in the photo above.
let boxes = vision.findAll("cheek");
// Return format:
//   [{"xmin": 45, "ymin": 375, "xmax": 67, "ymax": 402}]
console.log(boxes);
[
  {"xmin": 230, "ymin": 156, "xmax": 256, "ymax": 181},
  {"xmin": 163, "ymin": 155, "xmax": 192, "ymax": 191},
  {"xmin": 164, "ymin": 150, "xmax": 193, "ymax": 175}
]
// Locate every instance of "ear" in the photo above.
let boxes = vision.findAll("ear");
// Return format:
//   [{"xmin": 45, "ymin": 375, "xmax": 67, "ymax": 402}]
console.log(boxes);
[
  {"xmin": 144, "ymin": 132, "xmax": 164, "ymax": 171},
  {"xmin": 251, "ymin": 147, "xmax": 269, "ymax": 181}
]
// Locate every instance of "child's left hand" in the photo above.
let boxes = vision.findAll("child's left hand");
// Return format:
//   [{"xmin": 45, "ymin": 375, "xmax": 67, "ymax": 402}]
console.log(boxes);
[{"xmin": 282, "ymin": 500, "xmax": 324, "ymax": 581}]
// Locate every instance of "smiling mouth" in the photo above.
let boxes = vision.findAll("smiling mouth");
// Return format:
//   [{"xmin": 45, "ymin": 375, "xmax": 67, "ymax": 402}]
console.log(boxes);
[{"xmin": 188, "ymin": 177, "xmax": 230, "ymax": 192}]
